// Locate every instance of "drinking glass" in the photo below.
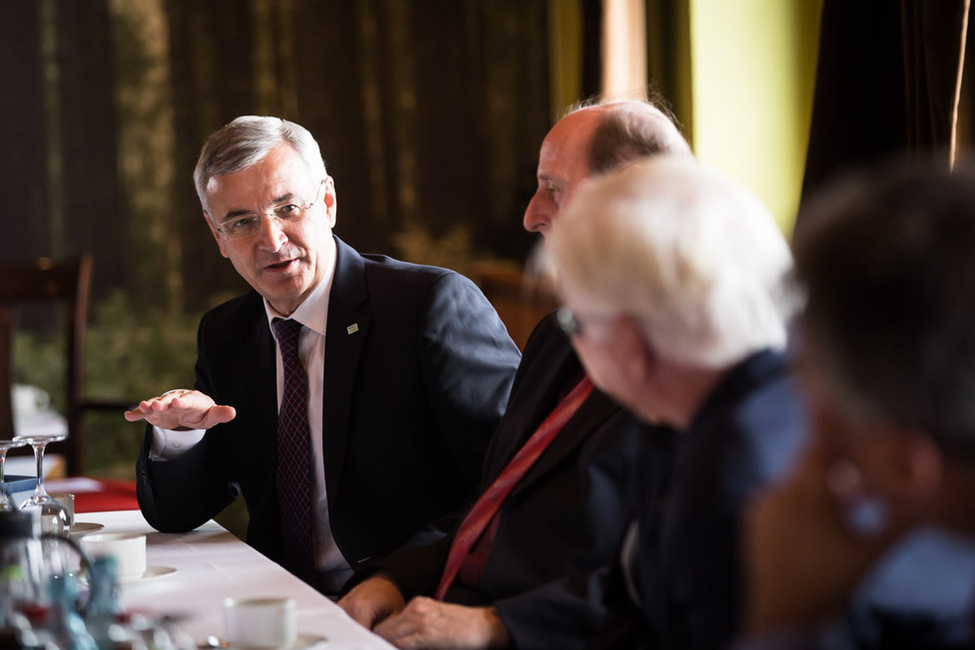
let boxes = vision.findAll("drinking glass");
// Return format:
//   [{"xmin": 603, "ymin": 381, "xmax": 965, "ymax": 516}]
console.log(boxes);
[
  {"xmin": 18, "ymin": 433, "xmax": 69, "ymax": 535},
  {"xmin": 0, "ymin": 436, "xmax": 29, "ymax": 512}
]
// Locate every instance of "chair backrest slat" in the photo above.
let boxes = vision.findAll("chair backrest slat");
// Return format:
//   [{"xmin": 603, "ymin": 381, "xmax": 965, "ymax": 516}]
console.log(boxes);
[
  {"xmin": 0, "ymin": 307, "xmax": 13, "ymax": 441},
  {"xmin": 0, "ymin": 256, "xmax": 92, "ymax": 476}
]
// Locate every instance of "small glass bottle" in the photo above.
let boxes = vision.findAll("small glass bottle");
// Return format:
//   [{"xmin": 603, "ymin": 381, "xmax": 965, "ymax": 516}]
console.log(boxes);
[{"xmin": 85, "ymin": 557, "xmax": 145, "ymax": 650}]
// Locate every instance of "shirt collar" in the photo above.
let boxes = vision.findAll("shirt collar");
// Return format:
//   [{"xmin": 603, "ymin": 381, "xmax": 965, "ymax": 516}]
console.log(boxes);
[{"xmin": 263, "ymin": 256, "xmax": 335, "ymax": 338}]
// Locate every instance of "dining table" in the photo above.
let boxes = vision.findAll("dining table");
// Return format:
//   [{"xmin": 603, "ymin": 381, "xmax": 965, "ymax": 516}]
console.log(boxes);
[{"xmin": 72, "ymin": 509, "xmax": 396, "ymax": 649}]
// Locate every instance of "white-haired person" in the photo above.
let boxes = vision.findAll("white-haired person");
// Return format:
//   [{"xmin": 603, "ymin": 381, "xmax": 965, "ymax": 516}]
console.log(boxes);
[
  {"xmin": 740, "ymin": 161, "xmax": 975, "ymax": 649},
  {"xmin": 545, "ymin": 157, "xmax": 807, "ymax": 649}
]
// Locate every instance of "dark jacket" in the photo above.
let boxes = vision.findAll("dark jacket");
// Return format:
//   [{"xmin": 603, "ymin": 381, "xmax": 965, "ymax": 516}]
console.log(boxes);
[
  {"xmin": 367, "ymin": 312, "xmax": 675, "ymax": 649},
  {"xmin": 137, "ymin": 236, "xmax": 521, "ymax": 575}
]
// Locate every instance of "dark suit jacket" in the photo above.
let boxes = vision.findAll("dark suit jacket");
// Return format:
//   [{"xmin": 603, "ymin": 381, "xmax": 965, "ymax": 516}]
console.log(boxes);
[
  {"xmin": 594, "ymin": 349, "xmax": 807, "ymax": 650},
  {"xmin": 365, "ymin": 312, "xmax": 675, "ymax": 649},
  {"xmin": 136, "ymin": 237, "xmax": 521, "ymax": 577}
]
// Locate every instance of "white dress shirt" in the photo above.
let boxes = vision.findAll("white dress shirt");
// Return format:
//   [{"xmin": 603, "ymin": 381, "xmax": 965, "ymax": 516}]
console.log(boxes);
[{"xmin": 150, "ymin": 254, "xmax": 350, "ymax": 578}]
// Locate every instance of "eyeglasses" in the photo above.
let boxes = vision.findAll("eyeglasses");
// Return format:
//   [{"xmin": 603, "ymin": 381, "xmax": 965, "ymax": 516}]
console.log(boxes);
[
  {"xmin": 557, "ymin": 306, "xmax": 583, "ymax": 337},
  {"xmin": 208, "ymin": 180, "xmax": 325, "ymax": 241},
  {"xmin": 557, "ymin": 305, "xmax": 619, "ymax": 338}
]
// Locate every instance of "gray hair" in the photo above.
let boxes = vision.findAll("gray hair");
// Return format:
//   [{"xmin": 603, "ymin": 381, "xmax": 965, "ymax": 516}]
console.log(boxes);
[
  {"xmin": 548, "ymin": 157, "xmax": 797, "ymax": 369},
  {"xmin": 795, "ymin": 161, "xmax": 975, "ymax": 459},
  {"xmin": 193, "ymin": 116, "xmax": 327, "ymax": 211}
]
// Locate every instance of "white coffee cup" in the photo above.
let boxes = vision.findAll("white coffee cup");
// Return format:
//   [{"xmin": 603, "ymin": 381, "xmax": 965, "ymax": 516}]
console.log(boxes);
[
  {"xmin": 80, "ymin": 533, "xmax": 147, "ymax": 581},
  {"xmin": 223, "ymin": 597, "xmax": 297, "ymax": 649}
]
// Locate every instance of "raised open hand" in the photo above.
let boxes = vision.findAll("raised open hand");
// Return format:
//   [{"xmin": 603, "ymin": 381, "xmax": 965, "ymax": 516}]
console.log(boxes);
[{"xmin": 124, "ymin": 389, "xmax": 236, "ymax": 431}]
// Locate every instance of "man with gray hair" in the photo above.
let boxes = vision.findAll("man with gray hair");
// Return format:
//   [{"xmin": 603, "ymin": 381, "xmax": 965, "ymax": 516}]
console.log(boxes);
[
  {"xmin": 338, "ymin": 98, "xmax": 691, "ymax": 649},
  {"xmin": 547, "ymin": 157, "xmax": 806, "ymax": 649},
  {"xmin": 126, "ymin": 116, "xmax": 522, "ymax": 596}
]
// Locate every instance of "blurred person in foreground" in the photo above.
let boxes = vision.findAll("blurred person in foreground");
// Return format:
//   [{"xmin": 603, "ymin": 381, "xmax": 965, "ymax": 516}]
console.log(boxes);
[
  {"xmin": 546, "ymin": 157, "xmax": 807, "ymax": 649},
  {"xmin": 338, "ymin": 98, "xmax": 691, "ymax": 649},
  {"xmin": 125, "ymin": 116, "xmax": 522, "ymax": 596},
  {"xmin": 742, "ymin": 162, "xmax": 975, "ymax": 649}
]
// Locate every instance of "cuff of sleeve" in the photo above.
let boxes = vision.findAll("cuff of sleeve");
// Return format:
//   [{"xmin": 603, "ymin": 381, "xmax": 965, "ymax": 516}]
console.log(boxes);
[{"xmin": 149, "ymin": 426, "xmax": 206, "ymax": 461}]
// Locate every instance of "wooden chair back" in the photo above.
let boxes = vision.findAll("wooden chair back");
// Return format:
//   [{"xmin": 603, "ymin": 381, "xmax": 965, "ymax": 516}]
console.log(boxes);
[
  {"xmin": 0, "ymin": 308, "xmax": 13, "ymax": 440},
  {"xmin": 0, "ymin": 255, "xmax": 92, "ymax": 476}
]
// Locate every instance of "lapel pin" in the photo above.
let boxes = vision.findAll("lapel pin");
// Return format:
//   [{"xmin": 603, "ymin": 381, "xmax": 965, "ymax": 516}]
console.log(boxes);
[{"xmin": 347, "ymin": 323, "xmax": 359, "ymax": 335}]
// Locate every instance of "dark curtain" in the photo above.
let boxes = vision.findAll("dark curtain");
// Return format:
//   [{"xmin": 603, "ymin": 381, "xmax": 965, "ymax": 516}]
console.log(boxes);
[
  {"xmin": 645, "ymin": 0, "xmax": 692, "ymax": 139},
  {"xmin": 1, "ymin": 0, "xmax": 552, "ymax": 315},
  {"xmin": 166, "ymin": 0, "xmax": 553, "ymax": 313},
  {"xmin": 0, "ymin": 0, "xmax": 124, "ymax": 285},
  {"xmin": 801, "ymin": 0, "xmax": 970, "ymax": 201},
  {"xmin": 580, "ymin": 0, "xmax": 603, "ymax": 101}
]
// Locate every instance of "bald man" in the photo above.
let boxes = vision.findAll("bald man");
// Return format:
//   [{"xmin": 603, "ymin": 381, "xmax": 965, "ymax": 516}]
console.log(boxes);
[
  {"xmin": 524, "ymin": 99, "xmax": 691, "ymax": 235},
  {"xmin": 338, "ymin": 99, "xmax": 691, "ymax": 650}
]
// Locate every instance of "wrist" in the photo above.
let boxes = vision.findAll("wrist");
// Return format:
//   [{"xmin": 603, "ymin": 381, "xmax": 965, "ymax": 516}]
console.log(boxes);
[{"xmin": 482, "ymin": 606, "xmax": 511, "ymax": 649}]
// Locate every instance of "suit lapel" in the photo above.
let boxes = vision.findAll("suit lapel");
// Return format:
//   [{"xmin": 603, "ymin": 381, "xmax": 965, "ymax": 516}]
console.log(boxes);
[
  {"xmin": 483, "ymin": 331, "xmax": 578, "ymax": 479},
  {"xmin": 230, "ymin": 294, "xmax": 278, "ymax": 480},
  {"xmin": 321, "ymin": 237, "xmax": 370, "ymax": 503},
  {"xmin": 488, "ymin": 327, "xmax": 620, "ymax": 499},
  {"xmin": 518, "ymin": 387, "xmax": 619, "ymax": 491}
]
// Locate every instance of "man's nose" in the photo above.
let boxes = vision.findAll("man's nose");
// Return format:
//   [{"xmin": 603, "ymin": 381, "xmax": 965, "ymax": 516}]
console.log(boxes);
[
  {"xmin": 523, "ymin": 193, "xmax": 552, "ymax": 234},
  {"xmin": 254, "ymin": 214, "xmax": 289, "ymax": 251}
]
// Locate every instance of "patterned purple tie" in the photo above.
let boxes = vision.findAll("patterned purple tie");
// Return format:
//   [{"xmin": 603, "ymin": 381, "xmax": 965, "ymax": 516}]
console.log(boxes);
[{"xmin": 272, "ymin": 317, "xmax": 315, "ymax": 582}]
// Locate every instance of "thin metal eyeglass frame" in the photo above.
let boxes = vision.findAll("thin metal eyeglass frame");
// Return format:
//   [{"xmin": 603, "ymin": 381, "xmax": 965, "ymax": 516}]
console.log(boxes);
[{"xmin": 207, "ymin": 179, "xmax": 326, "ymax": 240}]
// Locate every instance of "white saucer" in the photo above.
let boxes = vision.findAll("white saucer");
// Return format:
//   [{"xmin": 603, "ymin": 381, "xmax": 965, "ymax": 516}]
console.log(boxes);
[
  {"xmin": 120, "ymin": 565, "xmax": 177, "ymax": 585},
  {"xmin": 70, "ymin": 522, "xmax": 104, "ymax": 539}
]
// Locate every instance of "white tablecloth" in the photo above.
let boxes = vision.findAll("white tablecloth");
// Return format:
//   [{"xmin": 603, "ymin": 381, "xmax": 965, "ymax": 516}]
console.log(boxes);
[{"xmin": 77, "ymin": 510, "xmax": 394, "ymax": 649}]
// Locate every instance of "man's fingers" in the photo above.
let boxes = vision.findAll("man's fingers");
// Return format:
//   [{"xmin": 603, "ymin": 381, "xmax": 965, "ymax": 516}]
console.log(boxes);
[
  {"xmin": 373, "ymin": 598, "xmax": 463, "ymax": 650},
  {"xmin": 374, "ymin": 613, "xmax": 413, "ymax": 644},
  {"xmin": 197, "ymin": 405, "xmax": 237, "ymax": 429},
  {"xmin": 338, "ymin": 597, "xmax": 380, "ymax": 628},
  {"xmin": 346, "ymin": 607, "xmax": 378, "ymax": 629},
  {"xmin": 337, "ymin": 576, "xmax": 405, "ymax": 630},
  {"xmin": 374, "ymin": 600, "xmax": 431, "ymax": 643},
  {"xmin": 121, "ymin": 390, "xmax": 234, "ymax": 430},
  {"xmin": 211, "ymin": 404, "xmax": 236, "ymax": 422},
  {"xmin": 123, "ymin": 408, "xmax": 147, "ymax": 422}
]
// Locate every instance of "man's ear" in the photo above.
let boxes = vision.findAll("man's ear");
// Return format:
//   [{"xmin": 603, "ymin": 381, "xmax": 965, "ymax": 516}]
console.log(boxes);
[
  {"xmin": 323, "ymin": 176, "xmax": 337, "ymax": 228},
  {"xmin": 205, "ymin": 212, "xmax": 230, "ymax": 259}
]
